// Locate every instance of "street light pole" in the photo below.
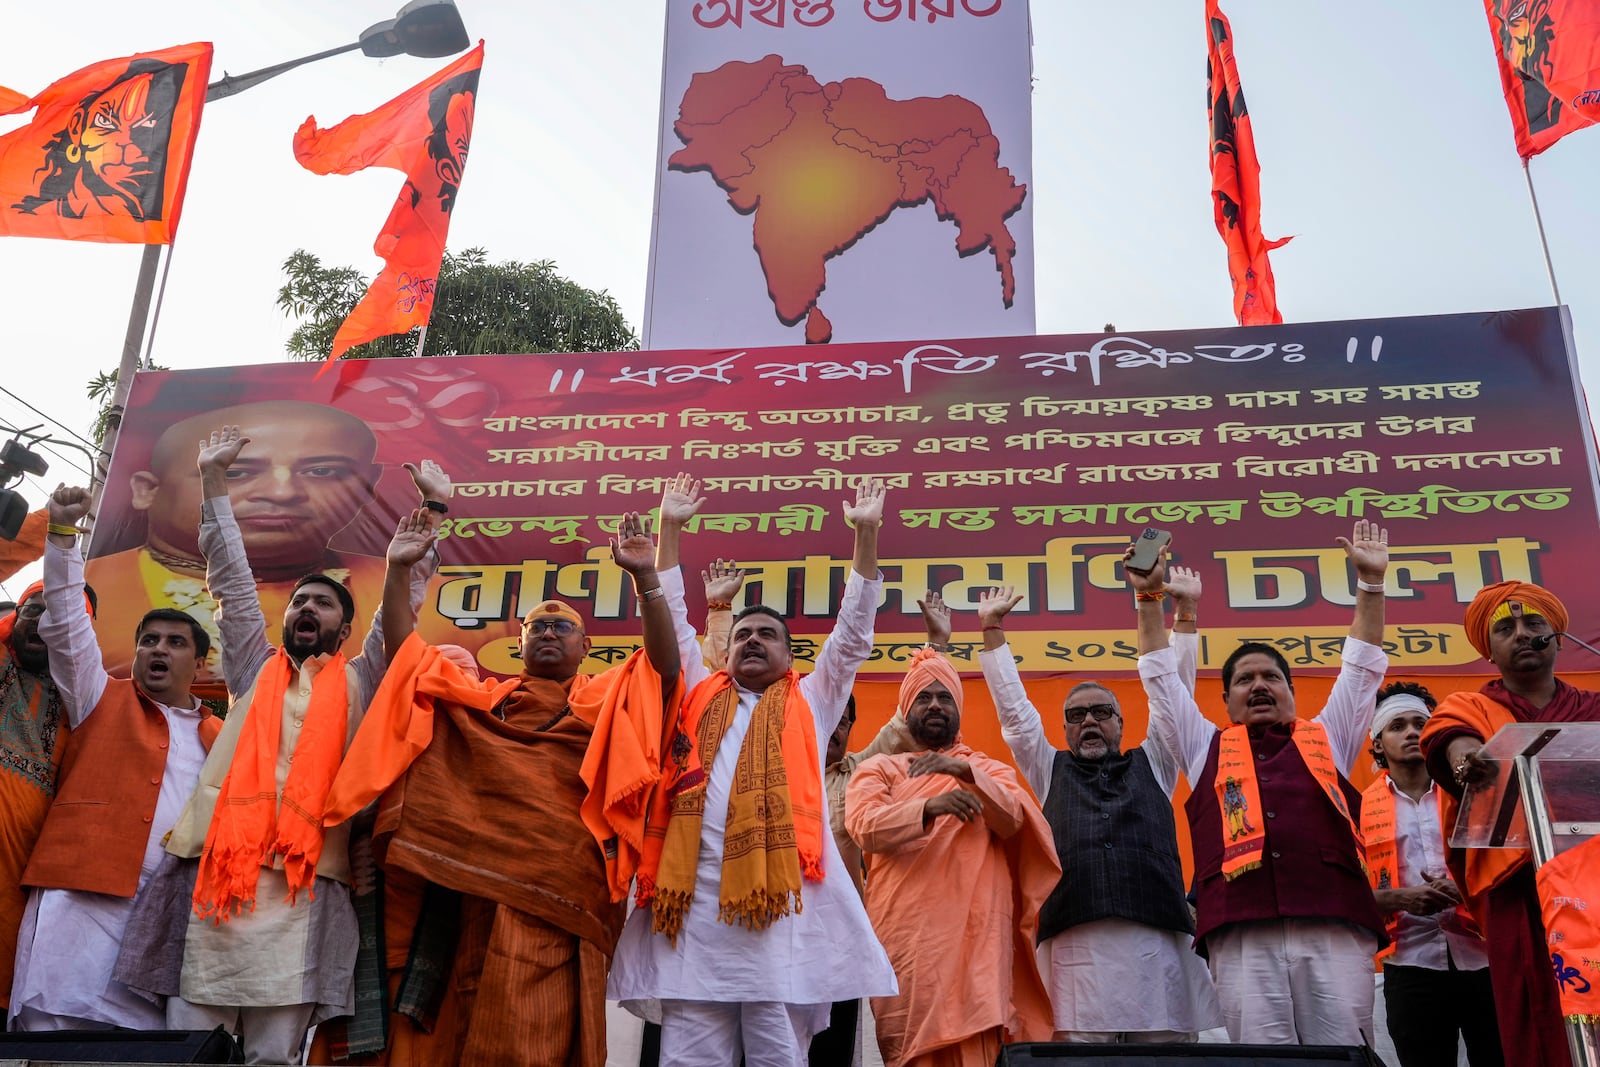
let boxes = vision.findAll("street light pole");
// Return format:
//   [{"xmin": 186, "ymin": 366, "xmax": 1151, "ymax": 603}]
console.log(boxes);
[{"xmin": 88, "ymin": 0, "xmax": 469, "ymax": 545}]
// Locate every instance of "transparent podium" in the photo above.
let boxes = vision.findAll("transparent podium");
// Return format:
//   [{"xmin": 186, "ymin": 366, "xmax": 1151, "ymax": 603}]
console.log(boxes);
[{"xmin": 1451, "ymin": 721, "xmax": 1600, "ymax": 1067}]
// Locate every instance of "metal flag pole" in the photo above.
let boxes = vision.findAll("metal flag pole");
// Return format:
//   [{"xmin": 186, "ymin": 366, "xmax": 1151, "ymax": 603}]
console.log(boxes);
[{"xmin": 1523, "ymin": 158, "xmax": 1563, "ymax": 306}]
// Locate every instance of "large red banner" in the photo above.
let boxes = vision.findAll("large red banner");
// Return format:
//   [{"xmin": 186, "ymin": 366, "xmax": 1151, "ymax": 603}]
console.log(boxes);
[{"xmin": 86, "ymin": 307, "xmax": 1599, "ymax": 698}]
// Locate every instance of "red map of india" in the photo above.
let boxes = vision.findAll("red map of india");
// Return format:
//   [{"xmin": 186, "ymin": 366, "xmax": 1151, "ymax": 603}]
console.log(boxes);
[{"xmin": 669, "ymin": 55, "xmax": 1027, "ymax": 344}]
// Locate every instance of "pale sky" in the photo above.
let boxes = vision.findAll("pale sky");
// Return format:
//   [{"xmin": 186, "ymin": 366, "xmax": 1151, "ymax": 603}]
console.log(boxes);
[{"xmin": 1, "ymin": 0, "xmax": 1596, "ymax": 600}]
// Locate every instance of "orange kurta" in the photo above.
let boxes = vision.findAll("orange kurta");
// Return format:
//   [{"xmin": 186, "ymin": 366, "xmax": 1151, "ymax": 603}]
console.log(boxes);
[
  {"xmin": 320, "ymin": 633, "xmax": 675, "ymax": 1066},
  {"xmin": 846, "ymin": 743, "xmax": 1056, "ymax": 1067}
]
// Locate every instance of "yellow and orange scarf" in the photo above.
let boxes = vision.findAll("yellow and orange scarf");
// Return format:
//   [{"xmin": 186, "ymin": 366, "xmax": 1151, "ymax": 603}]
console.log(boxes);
[
  {"xmin": 193, "ymin": 648, "xmax": 350, "ymax": 921},
  {"xmin": 1217, "ymin": 720, "xmax": 1363, "ymax": 881},
  {"xmin": 637, "ymin": 671, "xmax": 824, "ymax": 945}
]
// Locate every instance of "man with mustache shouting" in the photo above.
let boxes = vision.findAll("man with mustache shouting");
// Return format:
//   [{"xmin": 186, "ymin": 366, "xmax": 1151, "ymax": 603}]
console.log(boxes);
[
  {"xmin": 114, "ymin": 425, "xmax": 447, "ymax": 1064},
  {"xmin": 1131, "ymin": 521, "xmax": 1391, "ymax": 1047}
]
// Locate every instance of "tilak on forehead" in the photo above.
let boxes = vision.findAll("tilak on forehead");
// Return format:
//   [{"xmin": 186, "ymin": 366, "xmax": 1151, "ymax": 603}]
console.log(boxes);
[
  {"xmin": 522, "ymin": 599, "xmax": 584, "ymax": 628},
  {"xmin": 1463, "ymin": 579, "xmax": 1569, "ymax": 659}
]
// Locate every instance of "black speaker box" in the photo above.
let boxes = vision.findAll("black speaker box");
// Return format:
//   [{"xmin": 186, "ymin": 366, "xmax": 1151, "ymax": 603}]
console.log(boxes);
[
  {"xmin": 996, "ymin": 1043, "xmax": 1386, "ymax": 1065},
  {"xmin": 0, "ymin": 1025, "xmax": 242, "ymax": 1063}
]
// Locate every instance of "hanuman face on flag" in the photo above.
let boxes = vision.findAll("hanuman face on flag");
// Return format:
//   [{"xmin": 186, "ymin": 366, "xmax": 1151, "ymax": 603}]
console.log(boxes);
[
  {"xmin": 411, "ymin": 67, "xmax": 478, "ymax": 216},
  {"xmin": 13, "ymin": 58, "xmax": 186, "ymax": 222},
  {"xmin": 1499, "ymin": 0, "xmax": 1562, "ymax": 133}
]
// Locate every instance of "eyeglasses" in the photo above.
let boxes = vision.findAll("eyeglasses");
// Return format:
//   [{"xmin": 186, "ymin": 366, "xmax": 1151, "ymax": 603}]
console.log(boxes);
[
  {"xmin": 1064, "ymin": 703, "xmax": 1119, "ymax": 724},
  {"xmin": 524, "ymin": 618, "xmax": 578, "ymax": 637}
]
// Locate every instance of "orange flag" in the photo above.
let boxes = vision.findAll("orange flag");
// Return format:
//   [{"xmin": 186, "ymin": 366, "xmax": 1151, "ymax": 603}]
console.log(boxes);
[
  {"xmin": 1206, "ymin": 1, "xmax": 1289, "ymax": 327},
  {"xmin": 0, "ymin": 42, "xmax": 211, "ymax": 244},
  {"xmin": 1536, "ymin": 835, "xmax": 1600, "ymax": 1023},
  {"xmin": 1485, "ymin": 0, "xmax": 1600, "ymax": 157},
  {"xmin": 294, "ymin": 43, "xmax": 483, "ymax": 365}
]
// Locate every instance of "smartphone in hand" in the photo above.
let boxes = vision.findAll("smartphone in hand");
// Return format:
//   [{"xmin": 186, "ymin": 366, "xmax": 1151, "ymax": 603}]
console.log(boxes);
[{"xmin": 1125, "ymin": 527, "xmax": 1172, "ymax": 574}]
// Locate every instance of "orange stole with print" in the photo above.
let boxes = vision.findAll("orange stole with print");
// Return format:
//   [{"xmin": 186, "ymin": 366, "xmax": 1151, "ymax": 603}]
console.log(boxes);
[
  {"xmin": 1217, "ymin": 720, "xmax": 1363, "ymax": 880},
  {"xmin": 1537, "ymin": 835, "xmax": 1600, "ymax": 1023}
]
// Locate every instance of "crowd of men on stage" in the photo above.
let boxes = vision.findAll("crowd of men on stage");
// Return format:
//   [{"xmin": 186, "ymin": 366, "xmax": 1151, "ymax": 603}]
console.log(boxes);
[{"xmin": 0, "ymin": 424, "xmax": 1586, "ymax": 1067}]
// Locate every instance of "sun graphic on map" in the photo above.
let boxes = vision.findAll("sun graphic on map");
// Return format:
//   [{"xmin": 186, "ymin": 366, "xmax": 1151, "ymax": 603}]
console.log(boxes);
[{"xmin": 669, "ymin": 55, "xmax": 1027, "ymax": 344}]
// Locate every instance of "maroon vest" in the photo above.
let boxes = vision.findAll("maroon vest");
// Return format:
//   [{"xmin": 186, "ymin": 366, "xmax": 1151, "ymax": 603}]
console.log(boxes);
[{"xmin": 1185, "ymin": 723, "xmax": 1386, "ymax": 953}]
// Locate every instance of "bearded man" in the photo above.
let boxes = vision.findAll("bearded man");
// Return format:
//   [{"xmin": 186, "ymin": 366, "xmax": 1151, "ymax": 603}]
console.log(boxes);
[
  {"xmin": 845, "ymin": 646, "xmax": 1056, "ymax": 1067},
  {"xmin": 1421, "ymin": 580, "xmax": 1599, "ymax": 1067}
]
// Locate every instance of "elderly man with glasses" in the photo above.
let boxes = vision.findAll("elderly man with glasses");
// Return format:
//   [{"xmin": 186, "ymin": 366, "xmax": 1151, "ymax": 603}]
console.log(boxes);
[{"xmin": 975, "ymin": 578, "xmax": 1222, "ymax": 1044}]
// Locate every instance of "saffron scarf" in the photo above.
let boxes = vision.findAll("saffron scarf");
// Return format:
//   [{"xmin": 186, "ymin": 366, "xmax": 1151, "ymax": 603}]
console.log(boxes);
[
  {"xmin": 638, "ymin": 671, "xmax": 824, "ymax": 945},
  {"xmin": 193, "ymin": 648, "xmax": 349, "ymax": 921},
  {"xmin": 1217, "ymin": 720, "xmax": 1363, "ymax": 881}
]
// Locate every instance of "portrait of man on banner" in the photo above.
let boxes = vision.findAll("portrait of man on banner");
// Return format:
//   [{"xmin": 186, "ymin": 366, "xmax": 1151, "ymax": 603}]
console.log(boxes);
[{"xmin": 0, "ymin": 41, "xmax": 211, "ymax": 244}]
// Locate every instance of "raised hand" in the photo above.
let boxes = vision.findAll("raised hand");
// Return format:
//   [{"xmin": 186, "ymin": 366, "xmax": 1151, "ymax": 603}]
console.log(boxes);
[
  {"xmin": 48, "ymin": 483, "xmax": 93, "ymax": 528},
  {"xmin": 387, "ymin": 508, "xmax": 438, "ymax": 568},
  {"xmin": 1166, "ymin": 565, "xmax": 1202, "ymax": 607},
  {"xmin": 403, "ymin": 459, "xmax": 452, "ymax": 503},
  {"xmin": 1336, "ymin": 519, "xmax": 1389, "ymax": 584},
  {"xmin": 197, "ymin": 425, "xmax": 249, "ymax": 474},
  {"xmin": 1122, "ymin": 542, "xmax": 1168, "ymax": 593},
  {"xmin": 703, "ymin": 558, "xmax": 746, "ymax": 603},
  {"xmin": 610, "ymin": 511, "xmax": 657, "ymax": 577},
  {"xmin": 923, "ymin": 788, "xmax": 983, "ymax": 824},
  {"xmin": 976, "ymin": 585, "xmax": 1023, "ymax": 630},
  {"xmin": 917, "ymin": 590, "xmax": 952, "ymax": 646},
  {"xmin": 843, "ymin": 477, "xmax": 886, "ymax": 527},
  {"xmin": 659, "ymin": 472, "xmax": 707, "ymax": 528}
]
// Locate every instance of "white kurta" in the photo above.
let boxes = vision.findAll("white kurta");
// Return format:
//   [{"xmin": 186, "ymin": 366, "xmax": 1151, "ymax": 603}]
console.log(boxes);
[
  {"xmin": 608, "ymin": 570, "xmax": 898, "ymax": 1014},
  {"xmin": 979, "ymin": 635, "xmax": 1221, "ymax": 1036},
  {"xmin": 11, "ymin": 542, "xmax": 209, "ymax": 1029}
]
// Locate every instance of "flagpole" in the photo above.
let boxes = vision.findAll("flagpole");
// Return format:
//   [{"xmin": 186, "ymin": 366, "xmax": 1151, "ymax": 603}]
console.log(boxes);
[
  {"xmin": 141, "ymin": 239, "xmax": 179, "ymax": 366},
  {"xmin": 1522, "ymin": 159, "xmax": 1563, "ymax": 306},
  {"xmin": 414, "ymin": 323, "xmax": 429, "ymax": 358}
]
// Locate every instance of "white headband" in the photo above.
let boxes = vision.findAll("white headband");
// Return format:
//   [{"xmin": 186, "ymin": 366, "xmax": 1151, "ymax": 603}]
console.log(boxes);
[{"xmin": 1370, "ymin": 692, "xmax": 1431, "ymax": 740}]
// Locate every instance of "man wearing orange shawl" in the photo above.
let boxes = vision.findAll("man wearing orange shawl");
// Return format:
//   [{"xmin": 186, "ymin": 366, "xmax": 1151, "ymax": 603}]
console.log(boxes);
[
  {"xmin": 110, "ymin": 428, "xmax": 447, "ymax": 1064},
  {"xmin": 609, "ymin": 479, "xmax": 898, "ymax": 1066},
  {"xmin": 1132, "ymin": 521, "xmax": 1392, "ymax": 1046},
  {"xmin": 0, "ymin": 566, "xmax": 91, "ymax": 1016},
  {"xmin": 312, "ymin": 494, "xmax": 684, "ymax": 1067},
  {"xmin": 846, "ymin": 646, "xmax": 1057, "ymax": 1067},
  {"xmin": 12, "ymin": 485, "xmax": 213, "ymax": 1031},
  {"xmin": 1420, "ymin": 580, "xmax": 1599, "ymax": 1067}
]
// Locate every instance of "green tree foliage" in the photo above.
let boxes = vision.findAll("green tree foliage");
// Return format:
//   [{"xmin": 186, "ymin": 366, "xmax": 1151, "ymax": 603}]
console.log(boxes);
[
  {"xmin": 277, "ymin": 247, "xmax": 639, "ymax": 360},
  {"xmin": 87, "ymin": 363, "xmax": 165, "ymax": 449}
]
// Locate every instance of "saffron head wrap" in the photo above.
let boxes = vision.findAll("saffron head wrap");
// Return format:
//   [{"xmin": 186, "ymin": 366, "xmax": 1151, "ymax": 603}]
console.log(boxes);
[
  {"xmin": 898, "ymin": 645, "xmax": 963, "ymax": 713},
  {"xmin": 522, "ymin": 599, "xmax": 584, "ymax": 629},
  {"xmin": 1464, "ymin": 580, "xmax": 1568, "ymax": 660}
]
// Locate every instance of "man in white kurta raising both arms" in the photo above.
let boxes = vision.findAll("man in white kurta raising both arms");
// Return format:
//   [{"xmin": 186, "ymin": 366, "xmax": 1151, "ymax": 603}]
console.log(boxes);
[
  {"xmin": 976, "ymin": 575, "xmax": 1222, "ymax": 1043},
  {"xmin": 113, "ymin": 426, "xmax": 446, "ymax": 1064},
  {"xmin": 608, "ymin": 478, "xmax": 898, "ymax": 1067},
  {"xmin": 10, "ymin": 484, "xmax": 215, "ymax": 1031}
]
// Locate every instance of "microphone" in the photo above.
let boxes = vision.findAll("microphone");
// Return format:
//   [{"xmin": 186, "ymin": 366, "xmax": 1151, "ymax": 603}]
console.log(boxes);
[{"xmin": 1530, "ymin": 632, "xmax": 1600, "ymax": 656}]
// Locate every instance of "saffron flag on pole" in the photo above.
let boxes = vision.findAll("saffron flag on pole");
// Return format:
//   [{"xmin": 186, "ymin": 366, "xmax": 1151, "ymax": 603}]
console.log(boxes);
[
  {"xmin": 1205, "ymin": 0, "xmax": 1289, "ymax": 327},
  {"xmin": 1484, "ymin": 0, "xmax": 1600, "ymax": 157},
  {"xmin": 294, "ymin": 42, "xmax": 483, "ymax": 365},
  {"xmin": 0, "ymin": 42, "xmax": 211, "ymax": 244}
]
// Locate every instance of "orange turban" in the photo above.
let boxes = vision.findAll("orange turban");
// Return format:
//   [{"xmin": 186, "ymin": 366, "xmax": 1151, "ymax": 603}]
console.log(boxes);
[
  {"xmin": 0, "ymin": 580, "xmax": 91, "ymax": 647},
  {"xmin": 898, "ymin": 646, "xmax": 963, "ymax": 714},
  {"xmin": 522, "ymin": 599, "xmax": 584, "ymax": 629},
  {"xmin": 1464, "ymin": 580, "xmax": 1569, "ymax": 660}
]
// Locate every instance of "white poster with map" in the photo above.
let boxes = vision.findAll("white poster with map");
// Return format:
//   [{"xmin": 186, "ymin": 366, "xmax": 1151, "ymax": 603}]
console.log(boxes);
[{"xmin": 643, "ymin": 0, "xmax": 1034, "ymax": 349}]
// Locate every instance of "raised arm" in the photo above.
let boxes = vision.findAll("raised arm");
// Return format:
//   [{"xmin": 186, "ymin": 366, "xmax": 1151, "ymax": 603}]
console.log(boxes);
[
  {"xmin": 612, "ymin": 511, "xmax": 680, "ymax": 700},
  {"xmin": 803, "ymin": 479, "xmax": 887, "ymax": 725},
  {"xmin": 375, "ymin": 460, "xmax": 450, "ymax": 661},
  {"xmin": 975, "ymin": 585, "xmax": 1055, "ymax": 798},
  {"xmin": 1166, "ymin": 564, "xmax": 1201, "ymax": 695},
  {"xmin": 700, "ymin": 558, "xmax": 745, "ymax": 674},
  {"xmin": 652, "ymin": 473, "xmax": 713, "ymax": 689},
  {"xmin": 37, "ymin": 485, "xmax": 108, "ymax": 726},
  {"xmin": 1128, "ymin": 544, "xmax": 1216, "ymax": 785},
  {"xmin": 1318, "ymin": 520, "xmax": 1391, "ymax": 767},
  {"xmin": 196, "ymin": 426, "xmax": 273, "ymax": 694}
]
